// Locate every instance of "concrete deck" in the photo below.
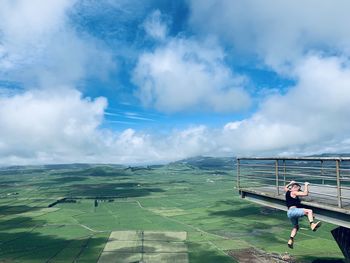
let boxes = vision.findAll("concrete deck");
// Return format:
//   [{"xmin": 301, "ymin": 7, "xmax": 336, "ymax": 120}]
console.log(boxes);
[{"xmin": 239, "ymin": 185, "xmax": 350, "ymax": 228}]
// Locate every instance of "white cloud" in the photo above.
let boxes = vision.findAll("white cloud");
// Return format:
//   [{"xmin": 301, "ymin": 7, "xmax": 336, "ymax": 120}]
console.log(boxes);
[
  {"xmin": 0, "ymin": 0, "xmax": 72, "ymax": 72},
  {"xmin": 133, "ymin": 37, "xmax": 251, "ymax": 113},
  {"xmin": 3, "ymin": 55, "xmax": 350, "ymax": 166},
  {"xmin": 0, "ymin": 0, "xmax": 72, "ymax": 42},
  {"xmin": 165, "ymin": 126, "xmax": 215, "ymax": 157},
  {"xmin": 188, "ymin": 0, "xmax": 350, "ymax": 70},
  {"xmin": 220, "ymin": 55, "xmax": 350, "ymax": 155},
  {"xmin": 0, "ymin": 1, "xmax": 119, "ymax": 165},
  {"xmin": 2, "ymin": 2, "xmax": 350, "ymax": 165},
  {"xmin": 0, "ymin": 0, "xmax": 114, "ymax": 86},
  {"xmin": 0, "ymin": 88, "xmax": 217, "ymax": 165},
  {"xmin": 0, "ymin": 88, "xmax": 107, "ymax": 164},
  {"xmin": 143, "ymin": 10, "xmax": 168, "ymax": 41}
]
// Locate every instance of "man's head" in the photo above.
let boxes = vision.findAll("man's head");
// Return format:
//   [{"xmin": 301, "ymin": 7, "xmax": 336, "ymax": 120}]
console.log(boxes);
[{"xmin": 290, "ymin": 183, "xmax": 301, "ymax": 191}]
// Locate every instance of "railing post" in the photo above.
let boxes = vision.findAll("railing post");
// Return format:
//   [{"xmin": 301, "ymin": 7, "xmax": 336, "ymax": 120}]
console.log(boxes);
[
  {"xmin": 237, "ymin": 159, "xmax": 240, "ymax": 189},
  {"xmin": 336, "ymin": 159, "xmax": 342, "ymax": 208},
  {"xmin": 321, "ymin": 160, "xmax": 324, "ymax": 185},
  {"xmin": 275, "ymin": 160, "xmax": 279, "ymax": 195},
  {"xmin": 283, "ymin": 159, "xmax": 286, "ymax": 186}
]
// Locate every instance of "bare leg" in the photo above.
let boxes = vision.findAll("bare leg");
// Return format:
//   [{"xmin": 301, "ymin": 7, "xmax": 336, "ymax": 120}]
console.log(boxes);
[
  {"xmin": 288, "ymin": 226, "xmax": 298, "ymax": 248},
  {"xmin": 304, "ymin": 209, "xmax": 314, "ymax": 223},
  {"xmin": 304, "ymin": 209, "xmax": 321, "ymax": 231},
  {"xmin": 290, "ymin": 226, "xmax": 298, "ymax": 238}
]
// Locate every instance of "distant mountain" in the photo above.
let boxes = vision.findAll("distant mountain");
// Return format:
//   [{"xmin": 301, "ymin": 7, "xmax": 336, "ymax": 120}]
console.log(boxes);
[
  {"xmin": 171, "ymin": 156, "xmax": 235, "ymax": 170},
  {"xmin": 309, "ymin": 153, "xmax": 350, "ymax": 158},
  {"xmin": 0, "ymin": 163, "xmax": 125, "ymax": 172},
  {"xmin": 0, "ymin": 157, "xmax": 236, "ymax": 173},
  {"xmin": 44, "ymin": 163, "xmax": 125, "ymax": 170}
]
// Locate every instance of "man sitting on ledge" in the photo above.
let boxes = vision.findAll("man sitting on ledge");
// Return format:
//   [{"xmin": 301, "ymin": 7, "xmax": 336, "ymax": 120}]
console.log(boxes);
[{"xmin": 285, "ymin": 181, "xmax": 321, "ymax": 249}]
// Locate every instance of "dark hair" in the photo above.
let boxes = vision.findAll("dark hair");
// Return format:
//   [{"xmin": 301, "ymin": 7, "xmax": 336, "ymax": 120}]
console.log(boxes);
[{"xmin": 290, "ymin": 183, "xmax": 301, "ymax": 188}]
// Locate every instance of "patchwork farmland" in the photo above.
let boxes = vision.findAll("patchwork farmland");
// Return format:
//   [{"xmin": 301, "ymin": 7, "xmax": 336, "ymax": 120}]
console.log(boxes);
[{"xmin": 0, "ymin": 158, "xmax": 345, "ymax": 262}]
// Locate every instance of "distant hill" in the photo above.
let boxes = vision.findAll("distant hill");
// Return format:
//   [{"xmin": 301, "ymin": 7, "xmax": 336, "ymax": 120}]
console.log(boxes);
[
  {"xmin": 309, "ymin": 153, "xmax": 350, "ymax": 158},
  {"xmin": 6, "ymin": 153, "xmax": 350, "ymax": 173},
  {"xmin": 171, "ymin": 156, "xmax": 235, "ymax": 170},
  {"xmin": 0, "ymin": 163, "xmax": 125, "ymax": 173}
]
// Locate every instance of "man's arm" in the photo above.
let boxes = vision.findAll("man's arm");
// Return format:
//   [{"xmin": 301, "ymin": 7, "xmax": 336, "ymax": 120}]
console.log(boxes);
[
  {"xmin": 294, "ymin": 182, "xmax": 310, "ymax": 197},
  {"xmin": 284, "ymin": 180, "xmax": 296, "ymax": 192}
]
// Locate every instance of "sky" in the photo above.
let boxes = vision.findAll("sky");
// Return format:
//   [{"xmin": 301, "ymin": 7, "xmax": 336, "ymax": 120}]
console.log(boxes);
[{"xmin": 1, "ymin": 0, "xmax": 350, "ymax": 165}]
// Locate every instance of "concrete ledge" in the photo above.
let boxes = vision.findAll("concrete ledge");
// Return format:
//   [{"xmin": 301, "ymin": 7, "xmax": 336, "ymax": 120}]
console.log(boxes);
[{"xmin": 239, "ymin": 188, "xmax": 350, "ymax": 228}]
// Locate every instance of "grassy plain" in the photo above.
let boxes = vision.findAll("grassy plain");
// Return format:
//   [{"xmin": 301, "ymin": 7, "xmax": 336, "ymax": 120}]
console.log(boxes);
[{"xmin": 0, "ymin": 159, "xmax": 344, "ymax": 262}]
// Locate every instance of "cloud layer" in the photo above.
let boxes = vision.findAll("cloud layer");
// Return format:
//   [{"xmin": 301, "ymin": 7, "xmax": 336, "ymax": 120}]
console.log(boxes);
[
  {"xmin": 0, "ymin": 0, "xmax": 114, "ymax": 87},
  {"xmin": 133, "ymin": 36, "xmax": 251, "ymax": 113},
  {"xmin": 2, "ymin": 54, "xmax": 350, "ymax": 165},
  {"xmin": 0, "ymin": 88, "xmax": 107, "ymax": 164},
  {"xmin": 222, "ymin": 55, "xmax": 350, "ymax": 155},
  {"xmin": 0, "ymin": 88, "xmax": 216, "ymax": 165},
  {"xmin": 1, "ymin": 2, "xmax": 350, "ymax": 165},
  {"xmin": 189, "ymin": 0, "xmax": 350, "ymax": 69}
]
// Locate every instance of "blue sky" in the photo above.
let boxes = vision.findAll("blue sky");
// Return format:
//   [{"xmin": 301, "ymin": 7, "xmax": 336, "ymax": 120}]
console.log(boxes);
[
  {"xmin": 1, "ymin": 0, "xmax": 350, "ymax": 165},
  {"xmin": 74, "ymin": 0, "xmax": 293, "ymax": 131}
]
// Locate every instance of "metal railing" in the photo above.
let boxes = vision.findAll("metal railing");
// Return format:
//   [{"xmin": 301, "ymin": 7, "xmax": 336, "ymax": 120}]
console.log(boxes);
[{"xmin": 236, "ymin": 157, "xmax": 350, "ymax": 209}]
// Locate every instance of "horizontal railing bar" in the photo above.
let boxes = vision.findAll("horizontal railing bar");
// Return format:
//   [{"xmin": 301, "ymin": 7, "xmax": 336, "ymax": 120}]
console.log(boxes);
[
  {"xmin": 240, "ymin": 173, "xmax": 275, "ymax": 177},
  {"xmin": 242, "ymin": 180, "xmax": 271, "ymax": 188},
  {"xmin": 304, "ymin": 191, "xmax": 338, "ymax": 198},
  {"xmin": 248, "ymin": 171, "xmax": 338, "ymax": 181},
  {"xmin": 240, "ymin": 175, "xmax": 338, "ymax": 183},
  {"xmin": 290, "ymin": 182, "xmax": 337, "ymax": 189},
  {"xmin": 239, "ymin": 184, "xmax": 339, "ymax": 198},
  {"xmin": 240, "ymin": 165, "xmax": 336, "ymax": 174},
  {"xmin": 308, "ymin": 184, "xmax": 338, "ymax": 189},
  {"xmin": 262, "ymin": 173, "xmax": 335, "ymax": 179},
  {"xmin": 241, "ymin": 174, "xmax": 336, "ymax": 184},
  {"xmin": 245, "ymin": 170, "xmax": 336, "ymax": 175},
  {"xmin": 238, "ymin": 182, "xmax": 273, "ymax": 188},
  {"xmin": 239, "ymin": 175, "xmax": 277, "ymax": 182},
  {"xmin": 250, "ymin": 170, "xmax": 278, "ymax": 174},
  {"xmin": 242, "ymin": 171, "xmax": 275, "ymax": 178},
  {"xmin": 239, "ymin": 164, "xmax": 275, "ymax": 168},
  {"xmin": 286, "ymin": 180, "xmax": 336, "ymax": 187},
  {"xmin": 340, "ymin": 178, "xmax": 350, "ymax": 182},
  {"xmin": 287, "ymin": 173, "xmax": 350, "ymax": 180},
  {"xmin": 285, "ymin": 181, "xmax": 338, "ymax": 189},
  {"xmin": 238, "ymin": 178, "xmax": 272, "ymax": 183},
  {"xmin": 282, "ymin": 172, "xmax": 336, "ymax": 179},
  {"xmin": 240, "ymin": 169, "xmax": 274, "ymax": 173},
  {"xmin": 239, "ymin": 164, "xmax": 337, "ymax": 170},
  {"xmin": 281, "ymin": 165, "xmax": 335, "ymax": 170},
  {"xmin": 241, "ymin": 174, "xmax": 287, "ymax": 179},
  {"xmin": 240, "ymin": 167, "xmax": 337, "ymax": 174},
  {"xmin": 239, "ymin": 170, "xmax": 274, "ymax": 173},
  {"xmin": 240, "ymin": 176, "xmax": 339, "ymax": 191},
  {"xmin": 238, "ymin": 157, "xmax": 350, "ymax": 161},
  {"xmin": 240, "ymin": 174, "xmax": 336, "ymax": 187},
  {"xmin": 284, "ymin": 174, "xmax": 336, "ymax": 181}
]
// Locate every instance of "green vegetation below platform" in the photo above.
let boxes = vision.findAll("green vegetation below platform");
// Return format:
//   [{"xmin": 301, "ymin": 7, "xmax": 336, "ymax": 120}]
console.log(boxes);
[{"xmin": 0, "ymin": 161, "xmax": 344, "ymax": 262}]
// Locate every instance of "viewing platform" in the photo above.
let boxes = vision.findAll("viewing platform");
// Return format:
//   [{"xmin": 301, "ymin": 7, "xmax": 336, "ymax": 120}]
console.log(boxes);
[{"xmin": 236, "ymin": 157, "xmax": 350, "ymax": 261}]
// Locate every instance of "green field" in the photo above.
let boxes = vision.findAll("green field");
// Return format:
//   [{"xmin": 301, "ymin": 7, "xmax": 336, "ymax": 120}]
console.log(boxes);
[{"xmin": 0, "ymin": 159, "xmax": 344, "ymax": 262}]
